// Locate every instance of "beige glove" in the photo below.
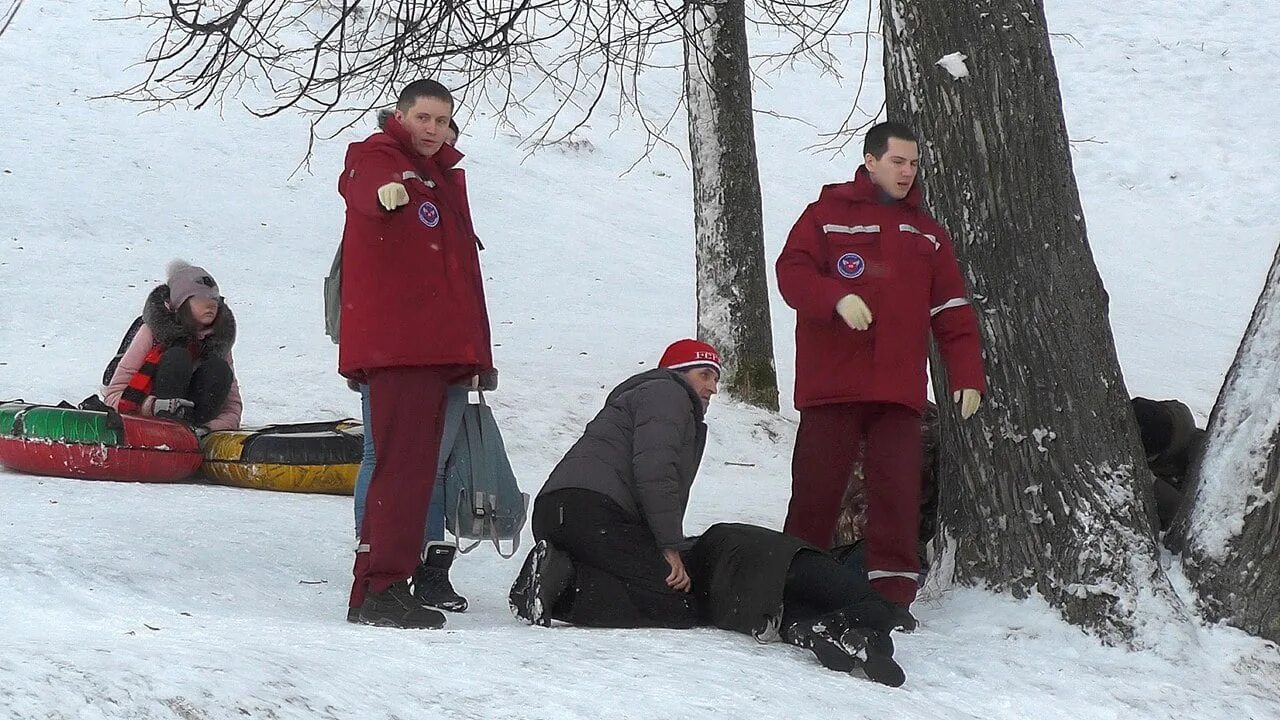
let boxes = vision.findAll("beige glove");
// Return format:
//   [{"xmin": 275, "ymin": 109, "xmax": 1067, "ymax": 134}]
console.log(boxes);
[
  {"xmin": 835, "ymin": 293, "xmax": 873, "ymax": 331},
  {"xmin": 953, "ymin": 388, "xmax": 981, "ymax": 419},
  {"xmin": 377, "ymin": 182, "xmax": 409, "ymax": 211}
]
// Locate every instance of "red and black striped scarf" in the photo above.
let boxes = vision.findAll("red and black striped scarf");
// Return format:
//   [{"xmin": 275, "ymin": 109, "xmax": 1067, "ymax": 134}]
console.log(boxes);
[{"xmin": 117, "ymin": 341, "xmax": 199, "ymax": 414}]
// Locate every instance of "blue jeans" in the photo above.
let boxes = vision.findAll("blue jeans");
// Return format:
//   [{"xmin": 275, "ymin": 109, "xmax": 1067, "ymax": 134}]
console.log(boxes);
[{"xmin": 354, "ymin": 383, "xmax": 463, "ymax": 545}]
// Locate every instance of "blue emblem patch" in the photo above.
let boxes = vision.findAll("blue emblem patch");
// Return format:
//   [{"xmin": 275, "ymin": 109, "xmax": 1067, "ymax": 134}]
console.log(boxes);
[
  {"xmin": 418, "ymin": 201, "xmax": 441, "ymax": 228},
  {"xmin": 837, "ymin": 252, "xmax": 866, "ymax": 279}
]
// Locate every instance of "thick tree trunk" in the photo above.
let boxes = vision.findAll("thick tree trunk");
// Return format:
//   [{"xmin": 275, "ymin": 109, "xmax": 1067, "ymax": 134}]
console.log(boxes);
[
  {"xmin": 683, "ymin": 0, "xmax": 779, "ymax": 410},
  {"xmin": 1168, "ymin": 242, "xmax": 1280, "ymax": 643},
  {"xmin": 881, "ymin": 0, "xmax": 1181, "ymax": 642}
]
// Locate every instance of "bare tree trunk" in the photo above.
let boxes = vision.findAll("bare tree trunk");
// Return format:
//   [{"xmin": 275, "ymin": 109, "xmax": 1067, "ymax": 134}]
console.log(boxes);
[
  {"xmin": 683, "ymin": 0, "xmax": 779, "ymax": 410},
  {"xmin": 881, "ymin": 0, "xmax": 1182, "ymax": 642},
  {"xmin": 1168, "ymin": 242, "xmax": 1280, "ymax": 643}
]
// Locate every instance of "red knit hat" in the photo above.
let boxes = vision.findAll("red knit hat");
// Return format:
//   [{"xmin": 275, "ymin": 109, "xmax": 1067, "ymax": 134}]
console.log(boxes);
[{"xmin": 659, "ymin": 339, "xmax": 721, "ymax": 376}]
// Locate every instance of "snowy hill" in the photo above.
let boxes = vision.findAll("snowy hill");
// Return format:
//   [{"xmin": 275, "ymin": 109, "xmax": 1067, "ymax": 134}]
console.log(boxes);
[{"xmin": 2, "ymin": 0, "xmax": 1279, "ymax": 718}]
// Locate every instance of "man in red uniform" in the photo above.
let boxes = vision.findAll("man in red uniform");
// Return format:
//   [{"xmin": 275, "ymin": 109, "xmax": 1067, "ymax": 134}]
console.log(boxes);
[
  {"xmin": 339, "ymin": 79, "xmax": 492, "ymax": 628},
  {"xmin": 775, "ymin": 122, "xmax": 985, "ymax": 607}
]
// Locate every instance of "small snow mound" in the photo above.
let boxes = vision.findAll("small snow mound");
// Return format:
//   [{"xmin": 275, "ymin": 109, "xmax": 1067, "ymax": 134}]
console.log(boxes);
[{"xmin": 936, "ymin": 52, "xmax": 971, "ymax": 79}]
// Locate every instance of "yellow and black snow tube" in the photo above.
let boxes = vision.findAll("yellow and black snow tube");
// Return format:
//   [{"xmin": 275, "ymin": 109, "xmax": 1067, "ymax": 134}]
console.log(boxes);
[{"xmin": 200, "ymin": 421, "xmax": 363, "ymax": 495}]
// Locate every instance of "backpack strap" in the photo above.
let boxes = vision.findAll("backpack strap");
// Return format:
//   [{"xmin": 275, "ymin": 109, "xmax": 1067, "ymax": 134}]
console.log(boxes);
[
  {"xmin": 453, "ymin": 395, "xmax": 488, "ymax": 555},
  {"xmin": 102, "ymin": 315, "xmax": 146, "ymax": 386}
]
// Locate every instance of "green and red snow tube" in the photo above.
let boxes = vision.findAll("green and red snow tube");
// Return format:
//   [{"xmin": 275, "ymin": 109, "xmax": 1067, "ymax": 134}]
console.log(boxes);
[{"xmin": 0, "ymin": 401, "xmax": 202, "ymax": 482}]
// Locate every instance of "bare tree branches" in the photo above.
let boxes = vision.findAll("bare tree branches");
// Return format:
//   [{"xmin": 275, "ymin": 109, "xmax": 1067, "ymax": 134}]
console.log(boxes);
[
  {"xmin": 110, "ymin": 1, "xmax": 878, "ymax": 155},
  {"xmin": 1, "ymin": 0, "xmax": 29, "ymax": 40}
]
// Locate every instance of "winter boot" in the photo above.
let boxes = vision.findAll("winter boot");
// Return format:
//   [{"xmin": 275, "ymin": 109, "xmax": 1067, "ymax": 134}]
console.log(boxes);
[
  {"xmin": 784, "ymin": 610, "xmax": 907, "ymax": 687},
  {"xmin": 413, "ymin": 542, "xmax": 469, "ymax": 612},
  {"xmin": 781, "ymin": 619, "xmax": 858, "ymax": 673},
  {"xmin": 349, "ymin": 579, "xmax": 447, "ymax": 629},
  {"xmin": 509, "ymin": 540, "xmax": 575, "ymax": 627}
]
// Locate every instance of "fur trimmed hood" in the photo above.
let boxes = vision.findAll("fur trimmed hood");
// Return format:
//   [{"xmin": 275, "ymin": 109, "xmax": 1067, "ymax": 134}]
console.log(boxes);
[{"xmin": 142, "ymin": 284, "xmax": 236, "ymax": 358}]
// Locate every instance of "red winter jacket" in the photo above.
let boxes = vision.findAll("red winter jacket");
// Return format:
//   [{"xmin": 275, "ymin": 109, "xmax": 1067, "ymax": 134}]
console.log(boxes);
[
  {"xmin": 337, "ymin": 115, "xmax": 493, "ymax": 381},
  {"xmin": 776, "ymin": 167, "xmax": 985, "ymax": 413}
]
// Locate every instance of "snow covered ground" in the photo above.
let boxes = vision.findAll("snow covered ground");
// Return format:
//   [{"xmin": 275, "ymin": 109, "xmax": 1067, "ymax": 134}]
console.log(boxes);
[{"xmin": 2, "ymin": 0, "xmax": 1279, "ymax": 718}]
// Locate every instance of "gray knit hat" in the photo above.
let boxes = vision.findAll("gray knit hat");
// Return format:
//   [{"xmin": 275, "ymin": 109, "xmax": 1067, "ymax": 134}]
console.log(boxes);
[{"xmin": 167, "ymin": 259, "xmax": 220, "ymax": 309}]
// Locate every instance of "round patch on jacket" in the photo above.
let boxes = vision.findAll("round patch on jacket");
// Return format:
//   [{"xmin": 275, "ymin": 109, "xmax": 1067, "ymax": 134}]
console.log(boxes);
[
  {"xmin": 836, "ymin": 252, "xmax": 866, "ymax": 279},
  {"xmin": 417, "ymin": 201, "xmax": 441, "ymax": 228}
]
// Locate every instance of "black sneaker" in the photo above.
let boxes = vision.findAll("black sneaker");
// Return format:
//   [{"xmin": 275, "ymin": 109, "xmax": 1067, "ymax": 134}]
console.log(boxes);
[
  {"xmin": 349, "ymin": 580, "xmax": 446, "ymax": 629},
  {"xmin": 414, "ymin": 542, "xmax": 469, "ymax": 613},
  {"xmin": 509, "ymin": 540, "xmax": 575, "ymax": 626}
]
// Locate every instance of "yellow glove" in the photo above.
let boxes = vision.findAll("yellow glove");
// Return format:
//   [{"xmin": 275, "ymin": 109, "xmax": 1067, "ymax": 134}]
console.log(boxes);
[
  {"xmin": 835, "ymin": 293, "xmax": 873, "ymax": 331},
  {"xmin": 377, "ymin": 182, "xmax": 410, "ymax": 211},
  {"xmin": 953, "ymin": 388, "xmax": 981, "ymax": 419}
]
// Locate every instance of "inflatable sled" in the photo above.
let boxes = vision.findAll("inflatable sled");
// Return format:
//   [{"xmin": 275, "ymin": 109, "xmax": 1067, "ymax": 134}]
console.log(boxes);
[
  {"xmin": 200, "ymin": 421, "xmax": 362, "ymax": 495},
  {"xmin": 0, "ymin": 401, "xmax": 202, "ymax": 482}
]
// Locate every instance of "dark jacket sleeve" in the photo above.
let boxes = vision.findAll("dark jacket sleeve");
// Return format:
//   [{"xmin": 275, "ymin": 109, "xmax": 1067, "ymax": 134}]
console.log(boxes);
[{"xmin": 628, "ymin": 379, "xmax": 696, "ymax": 548}]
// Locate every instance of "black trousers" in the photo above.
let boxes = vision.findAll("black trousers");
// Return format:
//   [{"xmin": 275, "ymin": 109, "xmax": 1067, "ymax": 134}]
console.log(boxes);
[
  {"xmin": 781, "ymin": 549, "xmax": 882, "ymax": 626},
  {"xmin": 532, "ymin": 488, "xmax": 697, "ymax": 629},
  {"xmin": 152, "ymin": 348, "xmax": 233, "ymax": 425}
]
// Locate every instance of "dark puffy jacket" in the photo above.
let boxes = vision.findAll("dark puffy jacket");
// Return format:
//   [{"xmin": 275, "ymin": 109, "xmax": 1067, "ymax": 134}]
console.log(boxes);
[
  {"xmin": 538, "ymin": 369, "xmax": 707, "ymax": 548},
  {"xmin": 686, "ymin": 523, "xmax": 815, "ymax": 637}
]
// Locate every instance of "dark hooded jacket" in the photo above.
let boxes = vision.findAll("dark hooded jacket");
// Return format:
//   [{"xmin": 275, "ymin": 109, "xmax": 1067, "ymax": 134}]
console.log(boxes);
[
  {"xmin": 686, "ymin": 523, "xmax": 816, "ymax": 637},
  {"xmin": 538, "ymin": 369, "xmax": 707, "ymax": 548}
]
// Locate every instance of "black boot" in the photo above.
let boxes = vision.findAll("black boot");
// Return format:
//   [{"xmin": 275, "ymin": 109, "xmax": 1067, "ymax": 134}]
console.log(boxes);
[
  {"xmin": 350, "ymin": 579, "xmax": 446, "ymax": 629},
  {"xmin": 783, "ymin": 609, "xmax": 907, "ymax": 687},
  {"xmin": 413, "ymin": 542, "xmax": 469, "ymax": 613},
  {"xmin": 509, "ymin": 540, "xmax": 575, "ymax": 627},
  {"xmin": 781, "ymin": 619, "xmax": 858, "ymax": 673}
]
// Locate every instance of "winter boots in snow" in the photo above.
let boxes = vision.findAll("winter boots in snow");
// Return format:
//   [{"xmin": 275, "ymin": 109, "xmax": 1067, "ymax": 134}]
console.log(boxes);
[
  {"xmin": 782, "ymin": 608, "xmax": 907, "ymax": 687},
  {"xmin": 347, "ymin": 579, "xmax": 447, "ymax": 629},
  {"xmin": 509, "ymin": 539, "xmax": 575, "ymax": 626},
  {"xmin": 414, "ymin": 542, "xmax": 469, "ymax": 613}
]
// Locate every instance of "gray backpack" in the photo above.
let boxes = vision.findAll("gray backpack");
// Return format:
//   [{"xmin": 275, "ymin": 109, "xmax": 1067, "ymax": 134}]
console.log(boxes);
[
  {"xmin": 324, "ymin": 244, "xmax": 342, "ymax": 344},
  {"xmin": 441, "ymin": 391, "xmax": 529, "ymax": 557}
]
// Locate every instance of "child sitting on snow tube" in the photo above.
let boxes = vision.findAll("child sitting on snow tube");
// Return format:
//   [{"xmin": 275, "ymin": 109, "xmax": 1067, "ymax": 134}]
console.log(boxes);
[{"xmin": 101, "ymin": 260, "xmax": 243, "ymax": 433}]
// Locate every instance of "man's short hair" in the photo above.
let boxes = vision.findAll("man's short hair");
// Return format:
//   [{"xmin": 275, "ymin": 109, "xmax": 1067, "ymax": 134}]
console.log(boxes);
[
  {"xmin": 863, "ymin": 122, "xmax": 917, "ymax": 159},
  {"xmin": 397, "ymin": 79, "xmax": 454, "ymax": 112}
]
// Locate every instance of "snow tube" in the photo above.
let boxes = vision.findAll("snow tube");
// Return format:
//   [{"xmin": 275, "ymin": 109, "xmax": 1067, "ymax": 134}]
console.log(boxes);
[
  {"xmin": 0, "ymin": 401, "xmax": 202, "ymax": 482},
  {"xmin": 200, "ymin": 421, "xmax": 363, "ymax": 495}
]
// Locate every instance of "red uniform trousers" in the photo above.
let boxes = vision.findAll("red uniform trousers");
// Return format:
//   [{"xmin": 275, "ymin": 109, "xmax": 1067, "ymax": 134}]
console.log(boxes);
[
  {"xmin": 783, "ymin": 402, "xmax": 923, "ymax": 605},
  {"xmin": 349, "ymin": 365, "xmax": 460, "ymax": 607}
]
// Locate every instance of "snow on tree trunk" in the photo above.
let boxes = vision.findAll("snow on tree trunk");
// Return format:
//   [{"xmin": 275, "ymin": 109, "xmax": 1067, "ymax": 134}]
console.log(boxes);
[
  {"xmin": 881, "ymin": 0, "xmax": 1184, "ymax": 642},
  {"xmin": 1168, "ymin": 242, "xmax": 1280, "ymax": 643},
  {"xmin": 683, "ymin": 0, "xmax": 778, "ymax": 410}
]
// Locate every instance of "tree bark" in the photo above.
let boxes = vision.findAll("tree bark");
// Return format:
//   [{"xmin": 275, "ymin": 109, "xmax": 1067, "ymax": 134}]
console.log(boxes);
[
  {"xmin": 1168, "ymin": 242, "xmax": 1280, "ymax": 643},
  {"xmin": 881, "ymin": 0, "xmax": 1180, "ymax": 642},
  {"xmin": 683, "ymin": 0, "xmax": 779, "ymax": 410}
]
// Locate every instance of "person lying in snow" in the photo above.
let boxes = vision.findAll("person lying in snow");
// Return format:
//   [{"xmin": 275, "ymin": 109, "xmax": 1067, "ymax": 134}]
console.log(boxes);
[
  {"xmin": 101, "ymin": 260, "xmax": 242, "ymax": 433},
  {"xmin": 509, "ymin": 339, "xmax": 721, "ymax": 630},
  {"xmin": 685, "ymin": 523, "xmax": 917, "ymax": 687}
]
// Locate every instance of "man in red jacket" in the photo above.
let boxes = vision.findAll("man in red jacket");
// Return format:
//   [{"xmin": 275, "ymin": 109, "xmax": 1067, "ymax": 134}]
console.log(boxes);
[
  {"xmin": 339, "ymin": 79, "xmax": 493, "ymax": 629},
  {"xmin": 775, "ymin": 122, "xmax": 985, "ymax": 607}
]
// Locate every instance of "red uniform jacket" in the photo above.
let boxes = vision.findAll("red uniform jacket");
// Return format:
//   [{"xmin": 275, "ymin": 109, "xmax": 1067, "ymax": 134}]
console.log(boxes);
[
  {"xmin": 776, "ymin": 167, "xmax": 985, "ymax": 412},
  {"xmin": 337, "ymin": 115, "xmax": 493, "ymax": 381}
]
